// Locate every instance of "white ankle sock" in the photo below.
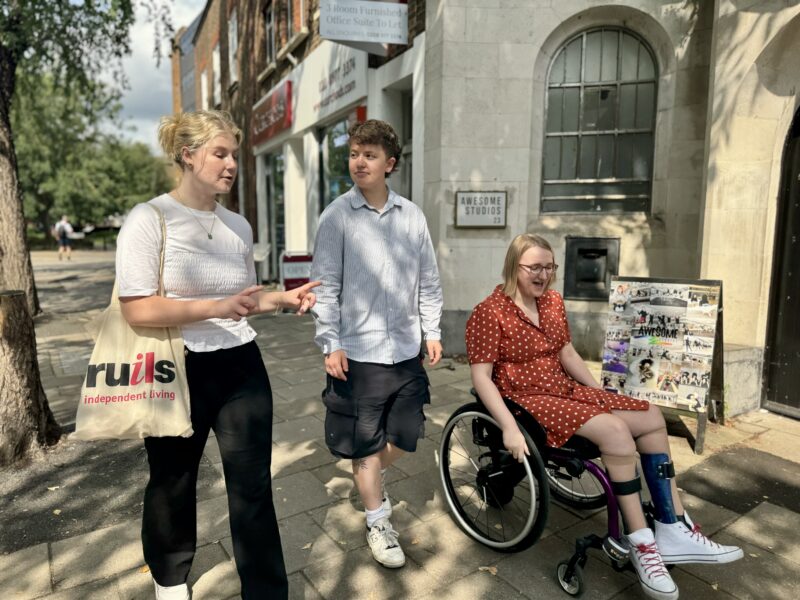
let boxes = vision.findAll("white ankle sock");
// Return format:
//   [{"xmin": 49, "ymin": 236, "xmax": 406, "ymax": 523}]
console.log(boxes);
[{"xmin": 366, "ymin": 504, "xmax": 389, "ymax": 528}]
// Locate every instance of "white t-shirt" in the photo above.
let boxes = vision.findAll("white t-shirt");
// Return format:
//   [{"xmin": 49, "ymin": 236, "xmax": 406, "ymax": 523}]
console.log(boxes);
[{"xmin": 116, "ymin": 194, "xmax": 258, "ymax": 352}]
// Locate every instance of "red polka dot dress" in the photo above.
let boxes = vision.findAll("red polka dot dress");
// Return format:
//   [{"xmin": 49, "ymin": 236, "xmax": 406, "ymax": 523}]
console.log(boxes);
[{"xmin": 465, "ymin": 286, "xmax": 649, "ymax": 448}]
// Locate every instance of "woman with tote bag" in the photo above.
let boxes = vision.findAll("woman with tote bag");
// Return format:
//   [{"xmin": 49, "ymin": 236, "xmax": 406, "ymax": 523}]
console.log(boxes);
[{"xmin": 115, "ymin": 110, "xmax": 318, "ymax": 600}]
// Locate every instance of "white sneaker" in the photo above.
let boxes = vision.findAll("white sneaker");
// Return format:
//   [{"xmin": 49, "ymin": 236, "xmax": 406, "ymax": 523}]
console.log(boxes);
[
  {"xmin": 656, "ymin": 514, "xmax": 744, "ymax": 565},
  {"xmin": 153, "ymin": 579, "xmax": 190, "ymax": 600},
  {"xmin": 366, "ymin": 517, "xmax": 405, "ymax": 568},
  {"xmin": 625, "ymin": 528, "xmax": 679, "ymax": 600}
]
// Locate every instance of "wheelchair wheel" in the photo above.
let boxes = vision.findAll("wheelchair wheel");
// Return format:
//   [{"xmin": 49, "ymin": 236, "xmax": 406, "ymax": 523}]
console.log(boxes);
[
  {"xmin": 556, "ymin": 561, "xmax": 584, "ymax": 596},
  {"xmin": 439, "ymin": 402, "xmax": 550, "ymax": 552},
  {"xmin": 545, "ymin": 458, "xmax": 607, "ymax": 510}
]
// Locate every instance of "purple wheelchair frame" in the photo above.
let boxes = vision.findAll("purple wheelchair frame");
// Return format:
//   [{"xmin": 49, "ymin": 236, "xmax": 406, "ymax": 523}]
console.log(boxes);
[{"xmin": 504, "ymin": 398, "xmax": 630, "ymax": 585}]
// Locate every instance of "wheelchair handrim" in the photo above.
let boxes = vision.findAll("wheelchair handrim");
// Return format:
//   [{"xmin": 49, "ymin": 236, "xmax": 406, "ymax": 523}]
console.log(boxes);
[
  {"xmin": 439, "ymin": 410, "xmax": 539, "ymax": 549},
  {"xmin": 546, "ymin": 460, "xmax": 605, "ymax": 501}
]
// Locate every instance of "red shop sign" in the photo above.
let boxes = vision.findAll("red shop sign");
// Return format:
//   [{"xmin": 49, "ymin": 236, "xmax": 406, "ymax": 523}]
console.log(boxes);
[{"xmin": 252, "ymin": 80, "xmax": 293, "ymax": 146}]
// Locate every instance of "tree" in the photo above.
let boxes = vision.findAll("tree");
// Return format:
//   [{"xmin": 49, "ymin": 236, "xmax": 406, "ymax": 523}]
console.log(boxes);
[
  {"xmin": 12, "ymin": 71, "xmax": 122, "ymax": 233},
  {"xmin": 0, "ymin": 0, "xmax": 172, "ymax": 465},
  {"xmin": 12, "ymin": 73, "xmax": 173, "ymax": 231}
]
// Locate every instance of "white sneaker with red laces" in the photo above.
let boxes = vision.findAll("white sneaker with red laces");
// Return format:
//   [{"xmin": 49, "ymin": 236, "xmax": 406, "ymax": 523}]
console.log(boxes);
[
  {"xmin": 656, "ymin": 513, "xmax": 744, "ymax": 565},
  {"xmin": 625, "ymin": 528, "xmax": 679, "ymax": 600}
]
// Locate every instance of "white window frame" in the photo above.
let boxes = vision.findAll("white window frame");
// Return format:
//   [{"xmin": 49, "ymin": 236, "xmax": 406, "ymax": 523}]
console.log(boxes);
[
  {"xmin": 229, "ymin": 8, "xmax": 239, "ymax": 84},
  {"xmin": 212, "ymin": 44, "xmax": 221, "ymax": 106}
]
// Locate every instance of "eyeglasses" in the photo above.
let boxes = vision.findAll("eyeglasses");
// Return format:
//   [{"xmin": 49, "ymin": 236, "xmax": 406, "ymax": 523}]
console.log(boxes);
[{"xmin": 518, "ymin": 263, "xmax": 558, "ymax": 276}]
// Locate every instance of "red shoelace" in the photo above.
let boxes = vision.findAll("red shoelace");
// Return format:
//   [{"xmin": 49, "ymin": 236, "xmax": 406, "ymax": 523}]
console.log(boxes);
[
  {"xmin": 634, "ymin": 542, "xmax": 670, "ymax": 578},
  {"xmin": 687, "ymin": 522, "xmax": 721, "ymax": 547}
]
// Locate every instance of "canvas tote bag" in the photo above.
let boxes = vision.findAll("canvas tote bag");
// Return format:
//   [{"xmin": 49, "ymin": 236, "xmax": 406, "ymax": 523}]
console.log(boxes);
[{"xmin": 73, "ymin": 203, "xmax": 193, "ymax": 440}]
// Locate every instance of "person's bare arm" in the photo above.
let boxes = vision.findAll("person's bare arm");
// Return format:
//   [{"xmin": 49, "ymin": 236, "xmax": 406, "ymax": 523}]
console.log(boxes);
[
  {"xmin": 559, "ymin": 342, "xmax": 601, "ymax": 388},
  {"xmin": 120, "ymin": 286, "xmax": 262, "ymax": 327},
  {"xmin": 471, "ymin": 363, "xmax": 530, "ymax": 463}
]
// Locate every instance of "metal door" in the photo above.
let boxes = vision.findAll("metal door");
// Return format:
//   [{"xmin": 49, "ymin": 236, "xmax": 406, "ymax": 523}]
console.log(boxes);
[{"xmin": 765, "ymin": 111, "xmax": 800, "ymax": 417}]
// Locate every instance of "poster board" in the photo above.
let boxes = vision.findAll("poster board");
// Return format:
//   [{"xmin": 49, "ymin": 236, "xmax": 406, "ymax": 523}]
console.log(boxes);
[{"xmin": 600, "ymin": 277, "xmax": 724, "ymax": 453}]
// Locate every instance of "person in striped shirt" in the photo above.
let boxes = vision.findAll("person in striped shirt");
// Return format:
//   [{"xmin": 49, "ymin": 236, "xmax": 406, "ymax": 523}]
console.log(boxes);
[{"xmin": 311, "ymin": 119, "xmax": 443, "ymax": 569}]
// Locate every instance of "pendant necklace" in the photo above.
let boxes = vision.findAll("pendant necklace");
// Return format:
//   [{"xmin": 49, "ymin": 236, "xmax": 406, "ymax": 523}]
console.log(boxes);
[{"xmin": 175, "ymin": 189, "xmax": 217, "ymax": 239}]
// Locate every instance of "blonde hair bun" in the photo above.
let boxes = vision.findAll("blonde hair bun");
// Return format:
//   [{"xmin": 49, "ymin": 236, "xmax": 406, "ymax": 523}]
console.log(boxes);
[{"xmin": 157, "ymin": 110, "xmax": 242, "ymax": 168}]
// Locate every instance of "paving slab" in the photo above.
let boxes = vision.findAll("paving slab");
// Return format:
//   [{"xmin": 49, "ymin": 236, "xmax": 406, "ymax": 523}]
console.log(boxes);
[
  {"xmin": 273, "ymin": 395, "xmax": 326, "ymax": 421},
  {"xmin": 402, "ymin": 512, "xmax": 511, "ymax": 585},
  {"xmin": 288, "ymin": 572, "xmax": 324, "ymax": 600},
  {"xmin": 271, "ymin": 440, "xmax": 337, "ymax": 481},
  {"xmin": 386, "ymin": 467, "xmax": 448, "ymax": 522},
  {"xmin": 0, "ymin": 542, "xmax": 51, "ymax": 599},
  {"xmin": 276, "ymin": 512, "xmax": 345, "ymax": 574},
  {"xmin": 190, "ymin": 560, "xmax": 240, "ymax": 600},
  {"xmin": 724, "ymin": 502, "xmax": 800, "ymax": 565},
  {"xmin": 678, "ymin": 447, "xmax": 800, "ymax": 514},
  {"xmin": 302, "ymin": 550, "xmax": 438, "ymax": 600},
  {"xmin": 274, "ymin": 383, "xmax": 329, "ymax": 403},
  {"xmin": 416, "ymin": 569, "xmax": 527, "ymax": 600},
  {"xmin": 51, "ymin": 520, "xmax": 143, "ymax": 590},
  {"xmin": 273, "ymin": 415, "xmax": 325, "ymax": 446},
  {"xmin": 37, "ymin": 577, "xmax": 120, "ymax": 600},
  {"xmin": 196, "ymin": 495, "xmax": 233, "ymax": 545},
  {"xmin": 273, "ymin": 472, "xmax": 336, "ymax": 520}
]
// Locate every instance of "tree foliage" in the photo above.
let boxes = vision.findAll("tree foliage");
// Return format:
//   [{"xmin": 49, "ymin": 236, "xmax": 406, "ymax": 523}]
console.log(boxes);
[{"xmin": 12, "ymin": 72, "xmax": 172, "ymax": 231}]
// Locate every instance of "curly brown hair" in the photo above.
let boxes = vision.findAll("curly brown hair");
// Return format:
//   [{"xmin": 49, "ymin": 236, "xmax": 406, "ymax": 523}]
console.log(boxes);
[{"xmin": 347, "ymin": 119, "xmax": 402, "ymax": 177}]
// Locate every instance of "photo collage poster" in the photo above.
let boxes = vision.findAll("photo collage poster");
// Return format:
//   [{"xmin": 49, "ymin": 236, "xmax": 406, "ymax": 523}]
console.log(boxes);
[{"xmin": 601, "ymin": 278, "xmax": 721, "ymax": 413}]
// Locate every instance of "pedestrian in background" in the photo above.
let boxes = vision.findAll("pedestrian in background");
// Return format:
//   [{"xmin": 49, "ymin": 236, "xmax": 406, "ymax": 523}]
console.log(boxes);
[
  {"xmin": 53, "ymin": 215, "xmax": 74, "ymax": 260},
  {"xmin": 116, "ymin": 110, "xmax": 318, "ymax": 600},
  {"xmin": 311, "ymin": 119, "xmax": 443, "ymax": 570}
]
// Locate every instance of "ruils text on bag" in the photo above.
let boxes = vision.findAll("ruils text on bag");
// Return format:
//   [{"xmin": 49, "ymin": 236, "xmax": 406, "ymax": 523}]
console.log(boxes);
[{"xmin": 84, "ymin": 351, "xmax": 177, "ymax": 388}]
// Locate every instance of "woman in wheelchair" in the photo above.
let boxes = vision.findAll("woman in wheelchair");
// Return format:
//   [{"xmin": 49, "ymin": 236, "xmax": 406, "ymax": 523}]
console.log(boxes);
[{"xmin": 462, "ymin": 234, "xmax": 742, "ymax": 600}]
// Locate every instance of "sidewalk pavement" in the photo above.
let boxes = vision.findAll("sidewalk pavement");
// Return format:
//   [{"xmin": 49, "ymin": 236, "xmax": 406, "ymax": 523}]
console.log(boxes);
[{"xmin": 1, "ymin": 250, "xmax": 799, "ymax": 600}]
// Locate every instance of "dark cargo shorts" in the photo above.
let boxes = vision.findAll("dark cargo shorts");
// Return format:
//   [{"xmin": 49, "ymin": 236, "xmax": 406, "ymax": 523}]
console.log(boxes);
[{"xmin": 321, "ymin": 356, "xmax": 430, "ymax": 459}]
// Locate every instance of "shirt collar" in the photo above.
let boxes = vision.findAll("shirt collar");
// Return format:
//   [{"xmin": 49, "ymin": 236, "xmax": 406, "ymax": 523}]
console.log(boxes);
[{"xmin": 348, "ymin": 185, "xmax": 400, "ymax": 212}]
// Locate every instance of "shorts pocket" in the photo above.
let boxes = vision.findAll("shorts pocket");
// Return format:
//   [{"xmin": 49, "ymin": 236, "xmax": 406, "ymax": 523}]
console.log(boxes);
[{"xmin": 322, "ymin": 380, "xmax": 358, "ymax": 457}]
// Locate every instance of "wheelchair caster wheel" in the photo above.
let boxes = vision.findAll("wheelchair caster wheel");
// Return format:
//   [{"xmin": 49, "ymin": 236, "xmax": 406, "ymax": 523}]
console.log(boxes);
[{"xmin": 556, "ymin": 561, "xmax": 584, "ymax": 596}]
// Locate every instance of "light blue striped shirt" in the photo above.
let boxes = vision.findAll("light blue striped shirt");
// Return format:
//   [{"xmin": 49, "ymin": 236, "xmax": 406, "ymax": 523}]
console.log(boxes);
[{"xmin": 311, "ymin": 186, "xmax": 443, "ymax": 364}]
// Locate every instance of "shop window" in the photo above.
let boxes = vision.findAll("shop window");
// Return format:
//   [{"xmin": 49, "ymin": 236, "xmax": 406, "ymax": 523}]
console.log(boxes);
[
  {"xmin": 319, "ymin": 119, "xmax": 354, "ymax": 212},
  {"xmin": 264, "ymin": 3, "xmax": 276, "ymax": 66},
  {"xmin": 229, "ymin": 8, "xmax": 238, "ymax": 84},
  {"xmin": 542, "ymin": 28, "xmax": 657, "ymax": 213}
]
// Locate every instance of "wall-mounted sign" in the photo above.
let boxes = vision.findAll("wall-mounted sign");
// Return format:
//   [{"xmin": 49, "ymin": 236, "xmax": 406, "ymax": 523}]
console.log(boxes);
[
  {"xmin": 252, "ymin": 80, "xmax": 293, "ymax": 147},
  {"xmin": 320, "ymin": 0, "xmax": 408, "ymax": 45},
  {"xmin": 455, "ymin": 191, "xmax": 507, "ymax": 228},
  {"xmin": 294, "ymin": 41, "xmax": 368, "ymax": 132}
]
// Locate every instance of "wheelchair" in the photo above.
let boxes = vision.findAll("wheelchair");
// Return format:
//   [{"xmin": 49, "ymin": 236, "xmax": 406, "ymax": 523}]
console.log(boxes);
[{"xmin": 438, "ymin": 391, "xmax": 631, "ymax": 596}]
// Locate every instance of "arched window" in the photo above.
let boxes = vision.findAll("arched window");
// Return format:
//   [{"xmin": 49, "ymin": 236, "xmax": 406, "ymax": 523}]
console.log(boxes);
[{"xmin": 541, "ymin": 28, "xmax": 657, "ymax": 213}]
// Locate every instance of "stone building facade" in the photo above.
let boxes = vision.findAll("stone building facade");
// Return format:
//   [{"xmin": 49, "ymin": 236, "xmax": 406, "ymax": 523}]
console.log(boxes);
[{"xmin": 171, "ymin": 0, "xmax": 800, "ymax": 418}]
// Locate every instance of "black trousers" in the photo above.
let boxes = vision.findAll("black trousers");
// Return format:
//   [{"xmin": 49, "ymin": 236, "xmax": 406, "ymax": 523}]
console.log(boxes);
[{"xmin": 142, "ymin": 341, "xmax": 288, "ymax": 599}]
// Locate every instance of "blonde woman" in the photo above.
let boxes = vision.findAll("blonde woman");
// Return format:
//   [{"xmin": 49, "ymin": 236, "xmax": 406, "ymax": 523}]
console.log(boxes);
[
  {"xmin": 116, "ymin": 110, "xmax": 317, "ymax": 600},
  {"xmin": 466, "ymin": 234, "xmax": 741, "ymax": 600}
]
